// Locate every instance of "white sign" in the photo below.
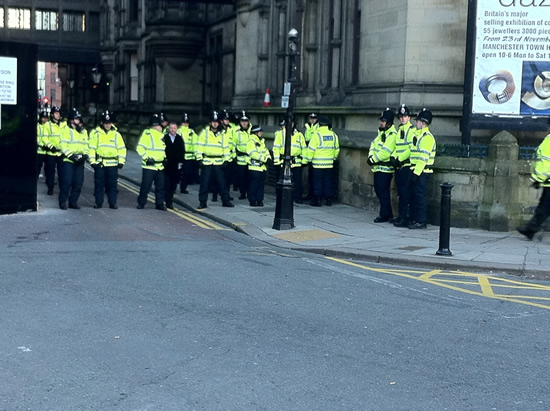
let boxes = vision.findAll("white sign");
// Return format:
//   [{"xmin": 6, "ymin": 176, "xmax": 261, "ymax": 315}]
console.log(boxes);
[
  {"xmin": 0, "ymin": 57, "xmax": 17, "ymax": 105},
  {"xmin": 283, "ymin": 82, "xmax": 291, "ymax": 96},
  {"xmin": 281, "ymin": 96, "xmax": 289, "ymax": 108}
]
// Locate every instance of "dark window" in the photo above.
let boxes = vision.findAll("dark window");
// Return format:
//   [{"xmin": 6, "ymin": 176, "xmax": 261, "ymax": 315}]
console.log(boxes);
[
  {"xmin": 351, "ymin": 1, "xmax": 361, "ymax": 85},
  {"xmin": 129, "ymin": 0, "xmax": 138, "ymax": 22},
  {"xmin": 63, "ymin": 11, "xmax": 85, "ymax": 32},
  {"xmin": 88, "ymin": 12, "xmax": 99, "ymax": 33}
]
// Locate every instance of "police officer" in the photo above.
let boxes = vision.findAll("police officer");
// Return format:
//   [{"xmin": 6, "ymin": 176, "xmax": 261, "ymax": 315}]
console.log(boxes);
[
  {"xmin": 89, "ymin": 110, "xmax": 127, "ymax": 209},
  {"xmin": 36, "ymin": 111, "xmax": 49, "ymax": 181},
  {"xmin": 247, "ymin": 125, "xmax": 271, "ymax": 206},
  {"xmin": 196, "ymin": 111, "xmax": 234, "ymax": 209},
  {"xmin": 58, "ymin": 109, "xmax": 88, "ymax": 210},
  {"xmin": 164, "ymin": 121, "xmax": 185, "ymax": 209},
  {"xmin": 305, "ymin": 116, "xmax": 340, "ymax": 206},
  {"xmin": 159, "ymin": 112, "xmax": 169, "ymax": 134},
  {"xmin": 232, "ymin": 111, "xmax": 251, "ymax": 200},
  {"xmin": 391, "ymin": 104, "xmax": 414, "ymax": 227},
  {"xmin": 272, "ymin": 119, "xmax": 307, "ymax": 203},
  {"xmin": 517, "ymin": 130, "xmax": 550, "ymax": 240},
  {"xmin": 137, "ymin": 114, "xmax": 168, "ymax": 210},
  {"xmin": 408, "ymin": 108, "xmax": 436, "ymax": 229},
  {"xmin": 178, "ymin": 113, "xmax": 197, "ymax": 194},
  {"xmin": 368, "ymin": 108, "xmax": 397, "ymax": 222},
  {"xmin": 43, "ymin": 106, "xmax": 65, "ymax": 195},
  {"xmin": 303, "ymin": 113, "xmax": 319, "ymax": 200}
]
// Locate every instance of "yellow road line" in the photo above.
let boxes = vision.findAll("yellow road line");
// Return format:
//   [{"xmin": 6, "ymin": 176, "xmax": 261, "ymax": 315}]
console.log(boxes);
[
  {"xmin": 117, "ymin": 179, "xmax": 225, "ymax": 230},
  {"xmin": 326, "ymin": 257, "xmax": 550, "ymax": 311}
]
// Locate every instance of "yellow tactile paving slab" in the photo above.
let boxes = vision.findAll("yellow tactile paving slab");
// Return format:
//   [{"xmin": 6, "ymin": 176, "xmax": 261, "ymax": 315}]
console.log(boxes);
[
  {"xmin": 328, "ymin": 257, "xmax": 550, "ymax": 311},
  {"xmin": 273, "ymin": 229, "xmax": 341, "ymax": 243}
]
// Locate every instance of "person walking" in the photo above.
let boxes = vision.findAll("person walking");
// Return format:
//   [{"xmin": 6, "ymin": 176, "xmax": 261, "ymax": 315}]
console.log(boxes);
[
  {"xmin": 58, "ymin": 108, "xmax": 89, "ymax": 210},
  {"xmin": 88, "ymin": 110, "xmax": 127, "ymax": 209},
  {"xmin": 517, "ymin": 130, "xmax": 550, "ymax": 240},
  {"xmin": 408, "ymin": 108, "xmax": 436, "ymax": 229},
  {"xmin": 137, "ymin": 114, "xmax": 168, "ymax": 210},
  {"xmin": 246, "ymin": 125, "xmax": 271, "ymax": 207},
  {"xmin": 368, "ymin": 108, "xmax": 397, "ymax": 222},
  {"xmin": 163, "ymin": 121, "xmax": 185, "ymax": 209}
]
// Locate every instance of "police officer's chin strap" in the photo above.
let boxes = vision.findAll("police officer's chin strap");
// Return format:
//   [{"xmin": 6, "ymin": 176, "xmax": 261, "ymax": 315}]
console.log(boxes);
[{"xmin": 379, "ymin": 123, "xmax": 392, "ymax": 132}]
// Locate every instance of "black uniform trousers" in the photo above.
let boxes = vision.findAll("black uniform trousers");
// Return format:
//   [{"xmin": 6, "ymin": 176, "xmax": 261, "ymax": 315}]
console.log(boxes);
[
  {"xmin": 234, "ymin": 161, "xmax": 249, "ymax": 196},
  {"xmin": 373, "ymin": 172, "xmax": 394, "ymax": 220},
  {"xmin": 36, "ymin": 153, "xmax": 46, "ymax": 181},
  {"xmin": 312, "ymin": 167, "xmax": 334, "ymax": 200},
  {"xmin": 138, "ymin": 168, "xmax": 166, "ymax": 207},
  {"xmin": 409, "ymin": 173, "xmax": 430, "ymax": 224},
  {"xmin": 395, "ymin": 166, "xmax": 412, "ymax": 222},
  {"xmin": 59, "ymin": 161, "xmax": 84, "ymax": 206},
  {"xmin": 94, "ymin": 165, "xmax": 119, "ymax": 207},
  {"xmin": 45, "ymin": 155, "xmax": 63, "ymax": 192},
  {"xmin": 525, "ymin": 187, "xmax": 550, "ymax": 233},
  {"xmin": 180, "ymin": 160, "xmax": 195, "ymax": 192},
  {"xmin": 164, "ymin": 165, "xmax": 180, "ymax": 206},
  {"xmin": 199, "ymin": 165, "xmax": 230, "ymax": 204},
  {"xmin": 291, "ymin": 166, "xmax": 303, "ymax": 202},
  {"xmin": 248, "ymin": 170, "xmax": 266, "ymax": 204}
]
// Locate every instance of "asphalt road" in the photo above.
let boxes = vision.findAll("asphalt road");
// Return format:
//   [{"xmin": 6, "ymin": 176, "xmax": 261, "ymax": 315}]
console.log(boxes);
[{"xmin": 1, "ymin": 172, "xmax": 550, "ymax": 410}]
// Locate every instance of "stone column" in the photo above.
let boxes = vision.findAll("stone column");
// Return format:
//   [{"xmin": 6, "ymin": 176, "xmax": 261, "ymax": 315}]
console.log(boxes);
[{"xmin": 480, "ymin": 131, "xmax": 520, "ymax": 231}]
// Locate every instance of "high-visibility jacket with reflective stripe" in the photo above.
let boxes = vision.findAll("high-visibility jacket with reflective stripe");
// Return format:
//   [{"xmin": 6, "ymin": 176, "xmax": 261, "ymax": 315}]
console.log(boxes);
[
  {"xmin": 224, "ymin": 125, "xmax": 237, "ymax": 161},
  {"xmin": 44, "ymin": 120, "xmax": 66, "ymax": 157},
  {"xmin": 304, "ymin": 122, "xmax": 318, "ymax": 144},
  {"xmin": 196, "ymin": 127, "xmax": 230, "ymax": 166},
  {"xmin": 137, "ymin": 128, "xmax": 166, "ymax": 170},
  {"xmin": 369, "ymin": 125, "xmax": 397, "ymax": 173},
  {"xmin": 392, "ymin": 122, "xmax": 413, "ymax": 166},
  {"xmin": 37, "ymin": 123, "xmax": 48, "ymax": 155},
  {"xmin": 272, "ymin": 128, "xmax": 307, "ymax": 168},
  {"xmin": 409, "ymin": 127, "xmax": 436, "ymax": 176},
  {"xmin": 89, "ymin": 126, "xmax": 127, "ymax": 167},
  {"xmin": 178, "ymin": 125, "xmax": 198, "ymax": 160},
  {"xmin": 233, "ymin": 128, "xmax": 250, "ymax": 166},
  {"xmin": 247, "ymin": 134, "xmax": 271, "ymax": 172},
  {"xmin": 61, "ymin": 126, "xmax": 89, "ymax": 163},
  {"xmin": 531, "ymin": 134, "xmax": 550, "ymax": 187},
  {"xmin": 305, "ymin": 125, "xmax": 340, "ymax": 169}
]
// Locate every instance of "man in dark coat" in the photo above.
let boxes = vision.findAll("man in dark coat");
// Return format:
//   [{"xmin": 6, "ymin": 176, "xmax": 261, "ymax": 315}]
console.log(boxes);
[{"xmin": 164, "ymin": 121, "xmax": 185, "ymax": 209}]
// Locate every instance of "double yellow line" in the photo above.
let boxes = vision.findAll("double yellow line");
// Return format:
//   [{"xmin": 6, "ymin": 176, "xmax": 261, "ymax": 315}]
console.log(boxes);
[{"xmin": 117, "ymin": 179, "xmax": 225, "ymax": 230}]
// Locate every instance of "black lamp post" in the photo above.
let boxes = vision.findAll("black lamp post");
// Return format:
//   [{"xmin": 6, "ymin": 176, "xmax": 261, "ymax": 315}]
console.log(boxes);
[
  {"xmin": 91, "ymin": 65, "xmax": 102, "ymax": 127},
  {"xmin": 273, "ymin": 28, "xmax": 299, "ymax": 230}
]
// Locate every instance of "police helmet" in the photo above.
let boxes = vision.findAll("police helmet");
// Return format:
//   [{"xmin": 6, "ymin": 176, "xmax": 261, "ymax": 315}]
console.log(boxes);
[
  {"xmin": 416, "ymin": 108, "xmax": 433, "ymax": 125},
  {"xmin": 378, "ymin": 108, "xmax": 395, "ymax": 124},
  {"xmin": 181, "ymin": 113, "xmax": 190, "ymax": 124},
  {"xmin": 149, "ymin": 113, "xmax": 161, "ymax": 126},
  {"xmin": 39, "ymin": 110, "xmax": 49, "ymax": 118},
  {"xmin": 101, "ymin": 110, "xmax": 114, "ymax": 123},
  {"xmin": 210, "ymin": 111, "xmax": 220, "ymax": 122},
  {"xmin": 318, "ymin": 116, "xmax": 330, "ymax": 126},
  {"xmin": 239, "ymin": 111, "xmax": 250, "ymax": 121},
  {"xmin": 309, "ymin": 113, "xmax": 318, "ymax": 119},
  {"xmin": 279, "ymin": 118, "xmax": 286, "ymax": 126},
  {"xmin": 397, "ymin": 104, "xmax": 411, "ymax": 117},
  {"xmin": 68, "ymin": 108, "xmax": 82, "ymax": 120},
  {"xmin": 158, "ymin": 112, "xmax": 168, "ymax": 123},
  {"xmin": 50, "ymin": 106, "xmax": 61, "ymax": 114},
  {"xmin": 251, "ymin": 125, "xmax": 263, "ymax": 134},
  {"xmin": 220, "ymin": 110, "xmax": 231, "ymax": 121}
]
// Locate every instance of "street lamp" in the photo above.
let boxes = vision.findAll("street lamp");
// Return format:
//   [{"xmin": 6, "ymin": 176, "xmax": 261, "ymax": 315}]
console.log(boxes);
[
  {"xmin": 273, "ymin": 28, "xmax": 299, "ymax": 230},
  {"xmin": 91, "ymin": 65, "xmax": 102, "ymax": 126}
]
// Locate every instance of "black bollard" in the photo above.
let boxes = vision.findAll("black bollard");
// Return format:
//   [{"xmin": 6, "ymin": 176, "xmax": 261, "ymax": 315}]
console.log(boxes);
[{"xmin": 436, "ymin": 182, "xmax": 454, "ymax": 256}]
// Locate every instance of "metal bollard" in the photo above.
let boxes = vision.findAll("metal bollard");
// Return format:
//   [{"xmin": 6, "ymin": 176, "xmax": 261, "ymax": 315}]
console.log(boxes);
[{"xmin": 436, "ymin": 182, "xmax": 454, "ymax": 256}]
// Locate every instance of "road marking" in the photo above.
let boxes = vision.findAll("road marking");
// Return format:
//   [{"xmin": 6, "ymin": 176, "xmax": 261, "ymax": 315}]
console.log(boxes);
[
  {"xmin": 117, "ymin": 179, "xmax": 225, "ymax": 230},
  {"xmin": 326, "ymin": 257, "xmax": 550, "ymax": 311}
]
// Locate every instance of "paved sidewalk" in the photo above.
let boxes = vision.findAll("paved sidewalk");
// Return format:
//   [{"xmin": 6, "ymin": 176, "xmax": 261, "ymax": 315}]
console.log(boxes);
[{"xmin": 121, "ymin": 151, "xmax": 550, "ymax": 279}]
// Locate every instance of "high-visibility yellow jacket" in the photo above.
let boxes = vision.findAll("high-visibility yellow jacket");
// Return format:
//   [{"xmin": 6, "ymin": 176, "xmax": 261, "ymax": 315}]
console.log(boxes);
[
  {"xmin": 304, "ymin": 122, "xmax": 319, "ymax": 144},
  {"xmin": 392, "ymin": 121, "xmax": 413, "ymax": 166},
  {"xmin": 44, "ymin": 120, "xmax": 66, "ymax": 157},
  {"xmin": 137, "ymin": 127, "xmax": 166, "ymax": 170},
  {"xmin": 369, "ymin": 125, "xmax": 397, "ymax": 173},
  {"xmin": 224, "ymin": 125, "xmax": 237, "ymax": 162},
  {"xmin": 89, "ymin": 125, "xmax": 127, "ymax": 167},
  {"xmin": 233, "ymin": 127, "xmax": 250, "ymax": 166},
  {"xmin": 531, "ymin": 134, "xmax": 550, "ymax": 187},
  {"xmin": 305, "ymin": 125, "xmax": 340, "ymax": 169},
  {"xmin": 178, "ymin": 125, "xmax": 197, "ymax": 161},
  {"xmin": 409, "ymin": 126, "xmax": 436, "ymax": 176},
  {"xmin": 196, "ymin": 127, "xmax": 230, "ymax": 166},
  {"xmin": 60, "ymin": 125, "xmax": 89, "ymax": 164},
  {"xmin": 272, "ymin": 127, "xmax": 307, "ymax": 168},
  {"xmin": 247, "ymin": 134, "xmax": 271, "ymax": 172},
  {"xmin": 37, "ymin": 122, "xmax": 48, "ymax": 155}
]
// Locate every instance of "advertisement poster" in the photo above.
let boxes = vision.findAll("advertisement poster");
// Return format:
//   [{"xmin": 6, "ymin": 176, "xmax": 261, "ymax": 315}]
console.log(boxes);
[
  {"xmin": 472, "ymin": 1, "xmax": 550, "ymax": 116},
  {"xmin": 0, "ymin": 57, "xmax": 17, "ymax": 105}
]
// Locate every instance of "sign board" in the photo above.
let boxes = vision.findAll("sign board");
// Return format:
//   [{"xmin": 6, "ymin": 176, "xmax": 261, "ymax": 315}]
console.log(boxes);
[
  {"xmin": 472, "ymin": 2, "xmax": 550, "ymax": 117},
  {"xmin": 0, "ymin": 57, "xmax": 17, "ymax": 105},
  {"xmin": 281, "ymin": 96, "xmax": 289, "ymax": 108},
  {"xmin": 283, "ymin": 82, "xmax": 291, "ymax": 96}
]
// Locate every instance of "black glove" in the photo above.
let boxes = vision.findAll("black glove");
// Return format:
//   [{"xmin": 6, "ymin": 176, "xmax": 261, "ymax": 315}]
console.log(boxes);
[
  {"xmin": 82, "ymin": 154, "xmax": 89, "ymax": 162},
  {"xmin": 118, "ymin": 163, "xmax": 124, "ymax": 169},
  {"xmin": 145, "ymin": 158, "xmax": 156, "ymax": 166},
  {"xmin": 367, "ymin": 157, "xmax": 374, "ymax": 167},
  {"xmin": 91, "ymin": 163, "xmax": 100, "ymax": 170},
  {"xmin": 532, "ymin": 181, "xmax": 541, "ymax": 189},
  {"xmin": 390, "ymin": 157, "xmax": 401, "ymax": 169},
  {"xmin": 69, "ymin": 154, "xmax": 82, "ymax": 163}
]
